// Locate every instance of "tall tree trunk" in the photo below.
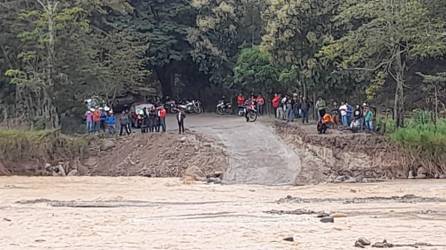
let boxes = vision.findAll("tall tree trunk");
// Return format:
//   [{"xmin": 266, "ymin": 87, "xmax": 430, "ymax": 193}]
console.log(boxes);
[{"xmin": 394, "ymin": 48, "xmax": 405, "ymax": 128}]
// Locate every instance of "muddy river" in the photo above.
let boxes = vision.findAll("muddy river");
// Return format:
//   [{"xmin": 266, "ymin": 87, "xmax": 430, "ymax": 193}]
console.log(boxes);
[{"xmin": 1, "ymin": 177, "xmax": 445, "ymax": 249}]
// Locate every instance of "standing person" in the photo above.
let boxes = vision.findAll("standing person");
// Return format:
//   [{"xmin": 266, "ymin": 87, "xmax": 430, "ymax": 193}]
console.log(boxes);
[
  {"xmin": 272, "ymin": 93, "xmax": 281, "ymax": 118},
  {"xmin": 100, "ymin": 108, "xmax": 107, "ymax": 132},
  {"xmin": 286, "ymin": 96, "xmax": 295, "ymax": 122},
  {"xmin": 158, "ymin": 106, "xmax": 167, "ymax": 132},
  {"xmin": 236, "ymin": 93, "xmax": 245, "ymax": 114},
  {"xmin": 364, "ymin": 106, "xmax": 374, "ymax": 132},
  {"xmin": 280, "ymin": 95, "xmax": 288, "ymax": 120},
  {"xmin": 84, "ymin": 110, "xmax": 94, "ymax": 133},
  {"xmin": 301, "ymin": 97, "xmax": 310, "ymax": 124},
  {"xmin": 119, "ymin": 110, "xmax": 131, "ymax": 136},
  {"xmin": 105, "ymin": 111, "xmax": 116, "ymax": 135},
  {"xmin": 92, "ymin": 108, "xmax": 101, "ymax": 133},
  {"xmin": 139, "ymin": 109, "xmax": 145, "ymax": 133},
  {"xmin": 353, "ymin": 104, "xmax": 363, "ymax": 128},
  {"xmin": 148, "ymin": 107, "xmax": 156, "ymax": 132},
  {"xmin": 346, "ymin": 102, "xmax": 353, "ymax": 125},
  {"xmin": 256, "ymin": 94, "xmax": 265, "ymax": 115},
  {"xmin": 339, "ymin": 102, "xmax": 348, "ymax": 126},
  {"xmin": 293, "ymin": 94, "xmax": 301, "ymax": 119},
  {"xmin": 177, "ymin": 109, "xmax": 186, "ymax": 134},
  {"xmin": 331, "ymin": 101, "xmax": 340, "ymax": 129},
  {"xmin": 315, "ymin": 96, "xmax": 327, "ymax": 120}
]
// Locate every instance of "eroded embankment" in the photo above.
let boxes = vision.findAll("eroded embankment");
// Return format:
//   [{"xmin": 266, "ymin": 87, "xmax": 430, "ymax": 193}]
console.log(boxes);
[
  {"xmin": 0, "ymin": 131, "xmax": 228, "ymax": 180},
  {"xmin": 275, "ymin": 122, "xmax": 411, "ymax": 184}
]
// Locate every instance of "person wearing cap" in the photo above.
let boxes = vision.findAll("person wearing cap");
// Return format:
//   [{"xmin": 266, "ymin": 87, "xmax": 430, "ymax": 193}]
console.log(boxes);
[{"xmin": 85, "ymin": 109, "xmax": 94, "ymax": 133}]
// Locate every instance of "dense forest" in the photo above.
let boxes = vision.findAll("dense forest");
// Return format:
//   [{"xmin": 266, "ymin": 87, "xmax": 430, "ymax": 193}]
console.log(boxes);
[{"xmin": 0, "ymin": 0, "xmax": 445, "ymax": 130}]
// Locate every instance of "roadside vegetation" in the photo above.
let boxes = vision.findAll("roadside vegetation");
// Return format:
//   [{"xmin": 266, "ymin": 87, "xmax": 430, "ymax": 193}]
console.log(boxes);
[
  {"xmin": 390, "ymin": 113, "xmax": 446, "ymax": 175},
  {"xmin": 0, "ymin": 130, "xmax": 89, "ymax": 163}
]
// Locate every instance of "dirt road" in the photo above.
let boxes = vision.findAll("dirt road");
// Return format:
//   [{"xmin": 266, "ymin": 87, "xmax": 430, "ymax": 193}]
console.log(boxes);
[
  {"xmin": 168, "ymin": 114, "xmax": 301, "ymax": 185},
  {"xmin": 1, "ymin": 177, "xmax": 446, "ymax": 249}
]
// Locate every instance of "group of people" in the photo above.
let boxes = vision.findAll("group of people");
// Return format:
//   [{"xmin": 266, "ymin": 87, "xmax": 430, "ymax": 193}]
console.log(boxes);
[
  {"xmin": 84, "ymin": 107, "xmax": 119, "ymax": 135},
  {"xmin": 136, "ymin": 106, "xmax": 167, "ymax": 134},
  {"xmin": 85, "ymin": 105, "xmax": 187, "ymax": 135},
  {"xmin": 236, "ymin": 93, "xmax": 266, "ymax": 115},
  {"xmin": 315, "ymin": 97, "xmax": 375, "ymax": 134},
  {"xmin": 268, "ymin": 93, "xmax": 375, "ymax": 134},
  {"xmin": 272, "ymin": 93, "xmax": 312, "ymax": 124}
]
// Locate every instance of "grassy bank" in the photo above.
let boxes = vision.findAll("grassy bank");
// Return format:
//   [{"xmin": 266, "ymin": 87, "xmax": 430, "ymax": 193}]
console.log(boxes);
[
  {"xmin": 390, "ymin": 116, "xmax": 446, "ymax": 175},
  {"xmin": 0, "ymin": 129, "xmax": 89, "ymax": 163}
]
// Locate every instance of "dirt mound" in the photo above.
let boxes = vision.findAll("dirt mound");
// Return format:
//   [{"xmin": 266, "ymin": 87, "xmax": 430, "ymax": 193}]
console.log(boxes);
[
  {"xmin": 83, "ymin": 133, "xmax": 228, "ymax": 178},
  {"xmin": 275, "ymin": 121, "xmax": 408, "ymax": 184}
]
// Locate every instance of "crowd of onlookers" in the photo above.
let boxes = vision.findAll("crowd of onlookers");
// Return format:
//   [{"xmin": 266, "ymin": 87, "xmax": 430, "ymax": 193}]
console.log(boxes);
[
  {"xmin": 268, "ymin": 94, "xmax": 374, "ymax": 134},
  {"xmin": 84, "ymin": 104, "xmax": 187, "ymax": 135}
]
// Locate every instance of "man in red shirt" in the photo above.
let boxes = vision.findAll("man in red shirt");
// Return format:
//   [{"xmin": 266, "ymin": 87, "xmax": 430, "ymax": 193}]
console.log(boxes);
[
  {"xmin": 236, "ymin": 93, "xmax": 245, "ymax": 107},
  {"xmin": 256, "ymin": 94, "xmax": 265, "ymax": 115},
  {"xmin": 158, "ymin": 106, "xmax": 167, "ymax": 132},
  {"xmin": 272, "ymin": 93, "xmax": 281, "ymax": 118}
]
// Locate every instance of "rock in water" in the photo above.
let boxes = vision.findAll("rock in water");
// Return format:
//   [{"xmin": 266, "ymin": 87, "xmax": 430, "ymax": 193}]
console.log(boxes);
[
  {"xmin": 358, "ymin": 237, "xmax": 371, "ymax": 245},
  {"xmin": 320, "ymin": 217, "xmax": 334, "ymax": 223},
  {"xmin": 283, "ymin": 236, "xmax": 294, "ymax": 242}
]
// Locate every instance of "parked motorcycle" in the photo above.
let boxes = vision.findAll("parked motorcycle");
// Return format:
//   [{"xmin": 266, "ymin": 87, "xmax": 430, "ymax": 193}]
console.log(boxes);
[
  {"xmin": 164, "ymin": 100, "xmax": 177, "ymax": 113},
  {"xmin": 216, "ymin": 100, "xmax": 232, "ymax": 115},
  {"xmin": 178, "ymin": 100, "xmax": 203, "ymax": 114}
]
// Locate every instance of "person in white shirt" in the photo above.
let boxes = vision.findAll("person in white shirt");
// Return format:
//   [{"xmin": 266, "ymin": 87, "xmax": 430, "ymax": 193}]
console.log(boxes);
[{"xmin": 339, "ymin": 101, "xmax": 348, "ymax": 126}]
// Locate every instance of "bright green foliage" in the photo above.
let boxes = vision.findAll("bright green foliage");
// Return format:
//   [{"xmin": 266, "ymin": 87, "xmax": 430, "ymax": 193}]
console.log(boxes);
[
  {"xmin": 233, "ymin": 47, "xmax": 279, "ymax": 93},
  {"xmin": 391, "ymin": 116, "xmax": 446, "ymax": 173},
  {"xmin": 321, "ymin": 0, "xmax": 446, "ymax": 127}
]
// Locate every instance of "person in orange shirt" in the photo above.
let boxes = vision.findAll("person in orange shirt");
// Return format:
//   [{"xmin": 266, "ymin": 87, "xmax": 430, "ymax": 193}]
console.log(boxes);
[
  {"xmin": 317, "ymin": 110, "xmax": 332, "ymax": 134},
  {"xmin": 92, "ymin": 108, "xmax": 101, "ymax": 133}
]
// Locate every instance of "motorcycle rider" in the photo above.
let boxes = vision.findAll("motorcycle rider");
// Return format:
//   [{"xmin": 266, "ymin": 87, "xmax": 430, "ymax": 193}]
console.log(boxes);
[{"xmin": 244, "ymin": 98, "xmax": 256, "ymax": 122}]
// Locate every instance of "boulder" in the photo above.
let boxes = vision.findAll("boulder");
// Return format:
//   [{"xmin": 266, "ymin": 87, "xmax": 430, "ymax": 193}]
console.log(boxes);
[
  {"xmin": 100, "ymin": 140, "xmax": 115, "ymax": 151},
  {"xmin": 320, "ymin": 217, "xmax": 334, "ymax": 223}
]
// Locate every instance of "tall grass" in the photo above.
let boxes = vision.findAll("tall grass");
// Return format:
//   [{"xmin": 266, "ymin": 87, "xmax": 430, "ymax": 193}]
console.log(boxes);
[
  {"xmin": 0, "ymin": 129, "xmax": 89, "ymax": 162},
  {"xmin": 390, "ymin": 112, "xmax": 446, "ymax": 174}
]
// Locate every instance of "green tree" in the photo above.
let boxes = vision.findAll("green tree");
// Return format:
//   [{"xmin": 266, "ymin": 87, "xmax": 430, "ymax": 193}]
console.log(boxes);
[
  {"xmin": 233, "ymin": 47, "xmax": 279, "ymax": 93},
  {"xmin": 321, "ymin": 0, "xmax": 446, "ymax": 127}
]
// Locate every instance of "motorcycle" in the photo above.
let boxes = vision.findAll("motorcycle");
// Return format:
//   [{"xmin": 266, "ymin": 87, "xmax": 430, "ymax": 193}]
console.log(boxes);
[
  {"xmin": 178, "ymin": 100, "xmax": 203, "ymax": 114},
  {"xmin": 216, "ymin": 100, "xmax": 232, "ymax": 115},
  {"xmin": 164, "ymin": 100, "xmax": 177, "ymax": 113},
  {"xmin": 241, "ymin": 105, "xmax": 258, "ymax": 122}
]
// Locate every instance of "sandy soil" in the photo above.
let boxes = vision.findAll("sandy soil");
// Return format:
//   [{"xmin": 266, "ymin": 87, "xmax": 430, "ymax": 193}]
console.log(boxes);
[{"xmin": 1, "ymin": 177, "xmax": 446, "ymax": 250}]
